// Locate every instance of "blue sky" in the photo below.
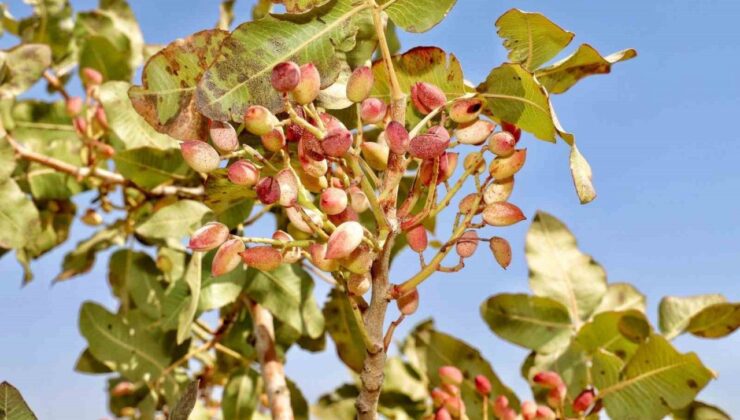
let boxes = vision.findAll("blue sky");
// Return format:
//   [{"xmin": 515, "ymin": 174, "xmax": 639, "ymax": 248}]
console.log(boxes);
[{"xmin": 1, "ymin": 0, "xmax": 739, "ymax": 418}]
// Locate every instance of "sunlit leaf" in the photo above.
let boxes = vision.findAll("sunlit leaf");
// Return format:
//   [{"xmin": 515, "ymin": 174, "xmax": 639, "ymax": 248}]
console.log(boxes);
[
  {"xmin": 495, "ymin": 9, "xmax": 573, "ymax": 71},
  {"xmin": 686, "ymin": 302, "xmax": 739, "ymax": 339},
  {"xmin": 129, "ymin": 29, "xmax": 228, "ymax": 140},
  {"xmin": 203, "ymin": 169, "xmax": 255, "ymax": 228},
  {"xmin": 198, "ymin": 253, "xmax": 248, "ymax": 312},
  {"xmin": 323, "ymin": 288, "xmax": 366, "ymax": 372},
  {"xmin": 135, "ymin": 199, "xmax": 212, "ymax": 240},
  {"xmin": 0, "ymin": 44, "xmax": 51, "ymax": 99},
  {"xmin": 114, "ymin": 147, "xmax": 193, "ymax": 190},
  {"xmin": 74, "ymin": 348, "xmax": 112, "ymax": 374},
  {"xmin": 0, "ymin": 179, "xmax": 41, "ymax": 249},
  {"xmin": 0, "ymin": 381, "xmax": 38, "ymax": 420},
  {"xmin": 380, "ymin": 0, "xmax": 457, "ymax": 33},
  {"xmin": 109, "ymin": 249, "xmax": 164, "ymax": 319},
  {"xmin": 222, "ymin": 368, "xmax": 260, "ymax": 420},
  {"xmin": 177, "ymin": 252, "xmax": 202, "ymax": 344},
  {"xmin": 593, "ymin": 282, "xmax": 646, "ymax": 315},
  {"xmin": 569, "ymin": 143, "xmax": 596, "ymax": 204},
  {"xmin": 673, "ymin": 401, "xmax": 732, "ymax": 420},
  {"xmin": 536, "ymin": 44, "xmax": 637, "ymax": 94},
  {"xmin": 659, "ymin": 294, "xmax": 727, "ymax": 340},
  {"xmin": 481, "ymin": 293, "xmax": 573, "ymax": 352},
  {"xmin": 575, "ymin": 310, "xmax": 647, "ymax": 361},
  {"xmin": 526, "ymin": 211, "xmax": 607, "ymax": 322},
  {"xmin": 170, "ymin": 380, "xmax": 199, "ymax": 420}
]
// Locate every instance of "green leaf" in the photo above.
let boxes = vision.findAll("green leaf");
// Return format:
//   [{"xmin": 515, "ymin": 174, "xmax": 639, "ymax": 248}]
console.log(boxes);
[
  {"xmin": 287, "ymin": 377, "xmax": 310, "ymax": 420},
  {"xmin": 659, "ymin": 294, "xmax": 727, "ymax": 340},
  {"xmin": 323, "ymin": 288, "xmax": 366, "ymax": 372},
  {"xmin": 204, "ymin": 169, "xmax": 255, "ymax": 228},
  {"xmin": 196, "ymin": 0, "xmax": 372, "ymax": 120},
  {"xmin": 57, "ymin": 221, "xmax": 126, "ymax": 281},
  {"xmin": 495, "ymin": 9, "xmax": 574, "ymax": 71},
  {"xmin": 222, "ymin": 368, "xmax": 260, "ymax": 420},
  {"xmin": 0, "ymin": 381, "xmax": 38, "ymax": 420},
  {"xmin": 0, "ymin": 179, "xmax": 41, "ymax": 249},
  {"xmin": 15, "ymin": 1, "xmax": 75, "ymax": 69},
  {"xmin": 480, "ymin": 293, "xmax": 573, "ymax": 352},
  {"xmin": 593, "ymin": 282, "xmax": 646, "ymax": 315},
  {"xmin": 129, "ymin": 29, "xmax": 228, "ymax": 140},
  {"xmin": 0, "ymin": 136, "xmax": 15, "ymax": 182},
  {"xmin": 244, "ymin": 264, "xmax": 324, "ymax": 339},
  {"xmin": 99, "ymin": 81, "xmax": 180, "ymax": 150},
  {"xmin": 135, "ymin": 199, "xmax": 212, "ymax": 240},
  {"xmin": 74, "ymin": 348, "xmax": 113, "ymax": 374},
  {"xmin": 673, "ymin": 401, "xmax": 732, "ymax": 420},
  {"xmin": 529, "ymin": 342, "xmax": 590, "ymax": 399},
  {"xmin": 99, "ymin": 0, "xmax": 145, "ymax": 67},
  {"xmin": 594, "ymin": 335, "xmax": 715, "ymax": 420},
  {"xmin": 198, "ymin": 253, "xmax": 248, "ymax": 312},
  {"xmin": 536, "ymin": 44, "xmax": 637, "ymax": 94},
  {"xmin": 314, "ymin": 384, "xmax": 358, "ymax": 420},
  {"xmin": 78, "ymin": 302, "xmax": 183, "ymax": 404},
  {"xmin": 109, "ymin": 249, "xmax": 164, "ymax": 319},
  {"xmin": 575, "ymin": 310, "xmax": 647, "ymax": 360},
  {"xmin": 170, "ymin": 380, "xmax": 199, "ymax": 420},
  {"xmin": 282, "ymin": 0, "xmax": 331, "ymax": 14},
  {"xmin": 114, "ymin": 147, "xmax": 193, "ymax": 190},
  {"xmin": 525, "ymin": 211, "xmax": 607, "ymax": 322},
  {"xmin": 177, "ymin": 252, "xmax": 202, "ymax": 344},
  {"xmin": 0, "ymin": 44, "xmax": 51, "ymax": 99},
  {"xmin": 569, "ymin": 143, "xmax": 596, "ymax": 204},
  {"xmin": 77, "ymin": 35, "xmax": 133, "ymax": 82},
  {"xmin": 22, "ymin": 199, "xmax": 75, "ymax": 260},
  {"xmin": 371, "ymin": 46, "xmax": 465, "ymax": 126},
  {"xmin": 403, "ymin": 320, "xmax": 519, "ymax": 417},
  {"xmin": 381, "ymin": 0, "xmax": 457, "ymax": 33},
  {"xmin": 477, "ymin": 63, "xmax": 572, "ymax": 143},
  {"xmin": 686, "ymin": 302, "xmax": 739, "ymax": 339}
]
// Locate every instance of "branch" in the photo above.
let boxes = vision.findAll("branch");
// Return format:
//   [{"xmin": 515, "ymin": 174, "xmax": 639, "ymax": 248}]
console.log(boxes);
[{"xmin": 247, "ymin": 299, "xmax": 294, "ymax": 420}]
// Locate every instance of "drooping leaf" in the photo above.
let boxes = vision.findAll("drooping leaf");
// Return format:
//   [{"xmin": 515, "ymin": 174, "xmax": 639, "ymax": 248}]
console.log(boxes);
[
  {"xmin": 673, "ymin": 401, "xmax": 732, "ymax": 420},
  {"xmin": 203, "ymin": 169, "xmax": 255, "ymax": 228},
  {"xmin": 99, "ymin": 81, "xmax": 180, "ymax": 150},
  {"xmin": 525, "ymin": 211, "xmax": 607, "ymax": 322},
  {"xmin": 78, "ymin": 302, "xmax": 184, "ymax": 404},
  {"xmin": 594, "ymin": 335, "xmax": 714, "ymax": 420},
  {"xmin": 371, "ymin": 46, "xmax": 465, "ymax": 126},
  {"xmin": 659, "ymin": 294, "xmax": 727, "ymax": 340},
  {"xmin": 480, "ymin": 293, "xmax": 573, "ymax": 352},
  {"xmin": 495, "ymin": 9, "xmax": 573, "ymax": 71},
  {"xmin": 593, "ymin": 282, "xmax": 646, "ymax": 315},
  {"xmin": 22, "ymin": 199, "xmax": 75, "ymax": 261},
  {"xmin": 109, "ymin": 249, "xmax": 164, "ymax": 319},
  {"xmin": 74, "ymin": 348, "xmax": 113, "ymax": 374},
  {"xmin": 129, "ymin": 29, "xmax": 228, "ymax": 140},
  {"xmin": 135, "ymin": 199, "xmax": 212, "ymax": 240},
  {"xmin": 56, "ymin": 221, "xmax": 126, "ymax": 281},
  {"xmin": 0, "ymin": 136, "xmax": 16, "ymax": 182},
  {"xmin": 196, "ymin": 0, "xmax": 372, "ymax": 120},
  {"xmin": 114, "ymin": 147, "xmax": 193, "ymax": 190},
  {"xmin": 685, "ymin": 302, "xmax": 739, "ymax": 339},
  {"xmin": 0, "ymin": 381, "xmax": 38, "ymax": 420},
  {"xmin": 403, "ymin": 320, "xmax": 519, "ymax": 417},
  {"xmin": 0, "ymin": 44, "xmax": 51, "ymax": 99},
  {"xmin": 323, "ymin": 288, "xmax": 366, "ymax": 372},
  {"xmin": 170, "ymin": 380, "xmax": 199, "ymax": 420},
  {"xmin": 0, "ymin": 179, "xmax": 41, "ymax": 249},
  {"xmin": 569, "ymin": 143, "xmax": 596, "ymax": 204},
  {"xmin": 244, "ymin": 264, "xmax": 325, "ymax": 339},
  {"xmin": 380, "ymin": 0, "xmax": 457, "ymax": 33},
  {"xmin": 177, "ymin": 252, "xmax": 202, "ymax": 344},
  {"xmin": 536, "ymin": 44, "xmax": 637, "ymax": 94},
  {"xmin": 222, "ymin": 368, "xmax": 260, "ymax": 420}
]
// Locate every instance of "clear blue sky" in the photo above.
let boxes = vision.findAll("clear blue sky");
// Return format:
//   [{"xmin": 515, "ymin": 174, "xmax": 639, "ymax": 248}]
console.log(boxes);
[{"xmin": 1, "ymin": 1, "xmax": 739, "ymax": 418}]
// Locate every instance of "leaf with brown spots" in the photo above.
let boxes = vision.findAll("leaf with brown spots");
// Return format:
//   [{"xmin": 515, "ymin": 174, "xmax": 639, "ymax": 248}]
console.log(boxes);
[
  {"xmin": 129, "ymin": 30, "xmax": 229, "ymax": 140},
  {"xmin": 496, "ymin": 9, "xmax": 574, "ymax": 71},
  {"xmin": 686, "ymin": 302, "xmax": 740, "ymax": 339},
  {"xmin": 0, "ymin": 44, "xmax": 51, "ymax": 99},
  {"xmin": 380, "ymin": 0, "xmax": 458, "ymax": 33}
]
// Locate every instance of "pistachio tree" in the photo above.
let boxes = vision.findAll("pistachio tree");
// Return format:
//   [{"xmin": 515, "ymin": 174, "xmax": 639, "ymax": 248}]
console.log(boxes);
[{"xmin": 3, "ymin": 1, "xmax": 732, "ymax": 420}]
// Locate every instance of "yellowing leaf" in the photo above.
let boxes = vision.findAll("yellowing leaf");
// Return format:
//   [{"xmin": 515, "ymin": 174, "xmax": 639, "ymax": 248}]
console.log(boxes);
[
  {"xmin": 593, "ymin": 282, "xmax": 646, "ymax": 315},
  {"xmin": 495, "ymin": 9, "xmax": 574, "ymax": 71},
  {"xmin": 381, "ymin": 0, "xmax": 457, "ymax": 33},
  {"xmin": 0, "ymin": 381, "xmax": 37, "ymax": 420},
  {"xmin": 686, "ymin": 302, "xmax": 740, "ymax": 339},
  {"xmin": 659, "ymin": 294, "xmax": 727, "ymax": 340},
  {"xmin": 570, "ymin": 143, "xmax": 596, "ymax": 204},
  {"xmin": 0, "ymin": 44, "xmax": 51, "ymax": 99}
]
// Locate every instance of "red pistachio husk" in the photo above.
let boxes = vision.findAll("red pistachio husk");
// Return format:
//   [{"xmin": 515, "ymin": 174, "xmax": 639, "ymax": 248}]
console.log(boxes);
[
  {"xmin": 180, "ymin": 140, "xmax": 220, "ymax": 173},
  {"xmin": 212, "ymin": 238, "xmax": 245, "ymax": 276},
  {"xmin": 189, "ymin": 222, "xmax": 229, "ymax": 252},
  {"xmin": 546, "ymin": 383, "xmax": 567, "ymax": 408},
  {"xmin": 328, "ymin": 205, "xmax": 359, "ymax": 225},
  {"xmin": 396, "ymin": 287, "xmax": 419, "ymax": 315},
  {"xmin": 261, "ymin": 127, "xmax": 286, "ymax": 152},
  {"xmin": 483, "ymin": 177, "xmax": 515, "ymax": 204},
  {"xmin": 275, "ymin": 169, "xmax": 299, "ymax": 207},
  {"xmin": 483, "ymin": 202, "xmax": 526, "ymax": 227},
  {"xmin": 488, "ymin": 131, "xmax": 517, "ymax": 157},
  {"xmin": 455, "ymin": 119, "xmax": 494, "ymax": 145},
  {"xmin": 240, "ymin": 246, "xmax": 282, "ymax": 271},
  {"xmin": 533, "ymin": 371, "xmax": 565, "ymax": 390},
  {"xmin": 360, "ymin": 98, "xmax": 387, "ymax": 124},
  {"xmin": 409, "ymin": 130, "xmax": 450, "ymax": 160},
  {"xmin": 320, "ymin": 187, "xmax": 348, "ymax": 216},
  {"xmin": 501, "ymin": 121, "xmax": 522, "ymax": 142},
  {"xmin": 244, "ymin": 105, "xmax": 278, "ymax": 136},
  {"xmin": 435, "ymin": 408, "xmax": 452, "ymax": 420},
  {"xmin": 455, "ymin": 230, "xmax": 479, "ymax": 258},
  {"xmin": 209, "ymin": 120, "xmax": 239, "ymax": 152},
  {"xmin": 347, "ymin": 273, "xmax": 370, "ymax": 295},
  {"xmin": 493, "ymin": 395, "xmax": 510, "ymax": 419},
  {"xmin": 299, "ymin": 132, "xmax": 325, "ymax": 161},
  {"xmin": 449, "ymin": 97, "xmax": 483, "ymax": 124},
  {"xmin": 273, "ymin": 230, "xmax": 301, "ymax": 264},
  {"xmin": 431, "ymin": 388, "xmax": 450, "ymax": 408},
  {"xmin": 321, "ymin": 128, "xmax": 353, "ymax": 157},
  {"xmin": 307, "ymin": 243, "xmax": 340, "ymax": 272},
  {"xmin": 572, "ymin": 389, "xmax": 596, "ymax": 413},
  {"xmin": 534, "ymin": 405, "xmax": 556, "ymax": 420},
  {"xmin": 439, "ymin": 366, "xmax": 464, "ymax": 386},
  {"xmin": 443, "ymin": 396, "xmax": 463, "ymax": 418},
  {"xmin": 385, "ymin": 120, "xmax": 410, "ymax": 154},
  {"xmin": 271, "ymin": 61, "xmax": 301, "ymax": 92},
  {"xmin": 65, "ymin": 96, "xmax": 83, "ymax": 116},
  {"xmin": 488, "ymin": 149, "xmax": 527, "ymax": 179},
  {"xmin": 474, "ymin": 375, "xmax": 491, "ymax": 395},
  {"xmin": 285, "ymin": 206, "xmax": 322, "ymax": 234},
  {"xmin": 349, "ymin": 185, "xmax": 369, "ymax": 213},
  {"xmin": 292, "ymin": 63, "xmax": 321, "ymax": 104},
  {"xmin": 458, "ymin": 193, "xmax": 484, "ymax": 215},
  {"xmin": 489, "ymin": 236, "xmax": 512, "ymax": 269},
  {"xmin": 406, "ymin": 224, "xmax": 428, "ymax": 253},
  {"xmin": 111, "ymin": 381, "xmax": 136, "ymax": 397},
  {"xmin": 463, "ymin": 152, "xmax": 486, "ymax": 175},
  {"xmin": 411, "ymin": 82, "xmax": 446, "ymax": 114},
  {"xmin": 521, "ymin": 400, "xmax": 538, "ymax": 420},
  {"xmin": 81, "ymin": 67, "xmax": 103, "ymax": 88},
  {"xmin": 256, "ymin": 176, "xmax": 280, "ymax": 205},
  {"xmin": 325, "ymin": 221, "xmax": 364, "ymax": 260},
  {"xmin": 227, "ymin": 160, "xmax": 259, "ymax": 186},
  {"xmin": 346, "ymin": 66, "xmax": 374, "ymax": 103}
]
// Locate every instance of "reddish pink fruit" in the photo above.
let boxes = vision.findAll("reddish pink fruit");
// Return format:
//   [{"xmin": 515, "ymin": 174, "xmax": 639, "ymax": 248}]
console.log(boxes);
[
  {"xmin": 449, "ymin": 97, "xmax": 483, "ymax": 124},
  {"xmin": 240, "ymin": 246, "xmax": 282, "ymax": 271},
  {"xmin": 501, "ymin": 121, "xmax": 521, "ymax": 142},
  {"xmin": 411, "ymin": 82, "xmax": 446, "ymax": 114},
  {"xmin": 489, "ymin": 237, "xmax": 512, "ymax": 269},
  {"xmin": 94, "ymin": 106, "xmax": 109, "ymax": 129},
  {"xmin": 360, "ymin": 98, "xmax": 387, "ymax": 124},
  {"xmin": 438, "ymin": 366, "xmax": 463, "ymax": 386},
  {"xmin": 349, "ymin": 186, "xmax": 369, "ymax": 213},
  {"xmin": 347, "ymin": 273, "xmax": 370, "ymax": 295},
  {"xmin": 397, "ymin": 288, "xmax": 419, "ymax": 315},
  {"xmin": 488, "ymin": 131, "xmax": 517, "ymax": 157},
  {"xmin": 455, "ymin": 120, "xmax": 494, "ymax": 145},
  {"xmin": 299, "ymin": 155, "xmax": 328, "ymax": 178},
  {"xmin": 261, "ymin": 127, "xmax": 286, "ymax": 152},
  {"xmin": 325, "ymin": 221, "xmax": 364, "ymax": 259},
  {"xmin": 292, "ymin": 63, "xmax": 321, "ymax": 104},
  {"xmin": 210, "ymin": 120, "xmax": 239, "ymax": 152},
  {"xmin": 273, "ymin": 230, "xmax": 301, "ymax": 264},
  {"xmin": 65, "ymin": 96, "xmax": 83, "ymax": 116},
  {"xmin": 409, "ymin": 132, "xmax": 450, "ymax": 160},
  {"xmin": 227, "ymin": 160, "xmax": 259, "ymax": 186},
  {"xmin": 244, "ymin": 105, "xmax": 278, "ymax": 136},
  {"xmin": 189, "ymin": 222, "xmax": 229, "ymax": 252},
  {"xmin": 256, "ymin": 177, "xmax": 280, "ymax": 205},
  {"xmin": 320, "ymin": 187, "xmax": 348, "ymax": 215},
  {"xmin": 181, "ymin": 141, "xmax": 220, "ymax": 173},
  {"xmin": 271, "ymin": 61, "xmax": 301, "ymax": 92},
  {"xmin": 534, "ymin": 406, "xmax": 556, "ymax": 420},
  {"xmin": 406, "ymin": 225, "xmax": 428, "ymax": 253},
  {"xmin": 328, "ymin": 205, "xmax": 359, "ymax": 225},
  {"xmin": 458, "ymin": 193, "xmax": 484, "ymax": 215},
  {"xmin": 443, "ymin": 397, "xmax": 462, "ymax": 418},
  {"xmin": 435, "ymin": 408, "xmax": 452, "ymax": 420},
  {"xmin": 299, "ymin": 134, "xmax": 325, "ymax": 161},
  {"xmin": 307, "ymin": 243, "xmax": 340, "ymax": 272},
  {"xmin": 533, "ymin": 371, "xmax": 564, "ymax": 390},
  {"xmin": 483, "ymin": 177, "xmax": 514, "ymax": 204},
  {"xmin": 521, "ymin": 401, "xmax": 538, "ymax": 420},
  {"xmin": 431, "ymin": 388, "xmax": 450, "ymax": 408},
  {"xmin": 321, "ymin": 128, "xmax": 353, "ymax": 157},
  {"xmin": 546, "ymin": 384, "xmax": 566, "ymax": 408},
  {"xmin": 275, "ymin": 169, "xmax": 298, "ymax": 207},
  {"xmin": 346, "ymin": 66, "xmax": 374, "ymax": 103},
  {"xmin": 428, "ymin": 125, "xmax": 450, "ymax": 141},
  {"xmin": 474, "ymin": 375, "xmax": 491, "ymax": 395},
  {"xmin": 81, "ymin": 67, "xmax": 103, "ymax": 87},
  {"xmin": 442, "ymin": 383, "xmax": 460, "ymax": 397},
  {"xmin": 420, "ymin": 152, "xmax": 457, "ymax": 186},
  {"xmin": 285, "ymin": 107, "xmax": 305, "ymax": 142},
  {"xmin": 493, "ymin": 395, "xmax": 509, "ymax": 419},
  {"xmin": 483, "ymin": 202, "xmax": 526, "ymax": 227},
  {"xmin": 111, "ymin": 381, "xmax": 135, "ymax": 397},
  {"xmin": 385, "ymin": 121, "xmax": 410, "ymax": 154},
  {"xmin": 286, "ymin": 206, "xmax": 322, "ymax": 234},
  {"xmin": 456, "ymin": 230, "xmax": 479, "ymax": 258},
  {"xmin": 212, "ymin": 238, "xmax": 245, "ymax": 276},
  {"xmin": 573, "ymin": 389, "xmax": 595, "ymax": 413}
]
